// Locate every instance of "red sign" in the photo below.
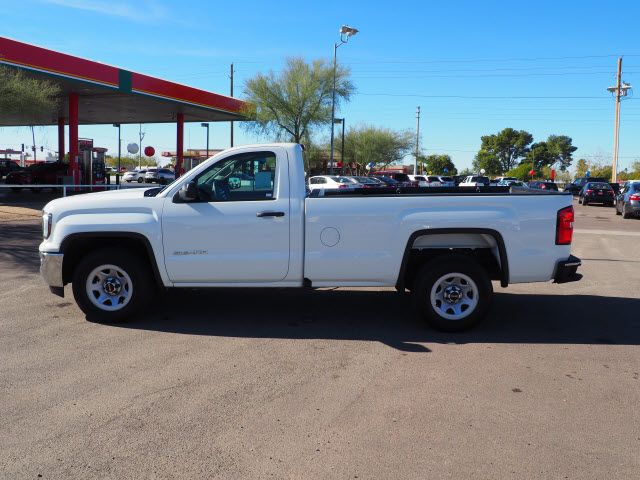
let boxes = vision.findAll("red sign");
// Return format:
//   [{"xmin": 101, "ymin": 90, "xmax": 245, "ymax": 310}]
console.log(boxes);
[
  {"xmin": 144, "ymin": 146, "xmax": 155, "ymax": 157},
  {"xmin": 550, "ymin": 169, "xmax": 556, "ymax": 181}
]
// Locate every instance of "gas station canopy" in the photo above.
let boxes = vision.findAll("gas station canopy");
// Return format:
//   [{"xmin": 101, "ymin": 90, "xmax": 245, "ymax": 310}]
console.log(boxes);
[
  {"xmin": 0, "ymin": 36, "xmax": 248, "ymax": 181},
  {"xmin": 0, "ymin": 36, "xmax": 246, "ymax": 126}
]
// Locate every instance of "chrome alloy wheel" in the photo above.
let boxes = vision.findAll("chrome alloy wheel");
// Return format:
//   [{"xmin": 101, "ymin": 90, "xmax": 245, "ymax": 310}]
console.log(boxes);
[
  {"xmin": 85, "ymin": 264, "xmax": 133, "ymax": 312},
  {"xmin": 429, "ymin": 272, "xmax": 479, "ymax": 321}
]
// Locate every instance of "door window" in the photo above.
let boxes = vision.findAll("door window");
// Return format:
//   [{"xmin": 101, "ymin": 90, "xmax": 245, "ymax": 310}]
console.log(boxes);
[{"xmin": 193, "ymin": 151, "xmax": 277, "ymax": 202}]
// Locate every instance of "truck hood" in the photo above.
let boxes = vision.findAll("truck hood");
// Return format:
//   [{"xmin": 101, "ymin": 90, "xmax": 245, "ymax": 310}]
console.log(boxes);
[{"xmin": 43, "ymin": 187, "xmax": 158, "ymax": 215}]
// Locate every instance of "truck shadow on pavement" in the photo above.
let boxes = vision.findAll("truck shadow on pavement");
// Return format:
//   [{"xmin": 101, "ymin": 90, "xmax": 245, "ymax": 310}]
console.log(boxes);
[
  {"xmin": 0, "ymin": 222, "xmax": 41, "ymax": 273},
  {"xmin": 115, "ymin": 289, "xmax": 640, "ymax": 352}
]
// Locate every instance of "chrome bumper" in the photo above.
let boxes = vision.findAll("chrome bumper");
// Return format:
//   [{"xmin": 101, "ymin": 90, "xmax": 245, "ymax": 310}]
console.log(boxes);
[{"xmin": 40, "ymin": 252, "xmax": 64, "ymax": 295}]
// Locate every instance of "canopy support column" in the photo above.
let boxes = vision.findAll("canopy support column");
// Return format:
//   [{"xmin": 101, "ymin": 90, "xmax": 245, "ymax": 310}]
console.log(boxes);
[
  {"xmin": 68, "ymin": 93, "xmax": 79, "ymax": 185},
  {"xmin": 57, "ymin": 117, "xmax": 65, "ymax": 163},
  {"xmin": 176, "ymin": 113, "xmax": 184, "ymax": 178}
]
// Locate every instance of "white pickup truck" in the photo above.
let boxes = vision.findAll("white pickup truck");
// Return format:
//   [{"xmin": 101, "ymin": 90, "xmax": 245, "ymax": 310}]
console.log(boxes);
[{"xmin": 39, "ymin": 143, "xmax": 581, "ymax": 331}]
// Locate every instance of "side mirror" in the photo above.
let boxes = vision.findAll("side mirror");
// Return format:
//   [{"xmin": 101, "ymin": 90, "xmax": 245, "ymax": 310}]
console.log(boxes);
[{"xmin": 178, "ymin": 181, "xmax": 199, "ymax": 201}]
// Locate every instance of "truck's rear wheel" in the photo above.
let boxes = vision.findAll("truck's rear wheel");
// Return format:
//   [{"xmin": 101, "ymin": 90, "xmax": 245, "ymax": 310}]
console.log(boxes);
[
  {"xmin": 72, "ymin": 247, "xmax": 152, "ymax": 322},
  {"xmin": 413, "ymin": 254, "xmax": 492, "ymax": 332}
]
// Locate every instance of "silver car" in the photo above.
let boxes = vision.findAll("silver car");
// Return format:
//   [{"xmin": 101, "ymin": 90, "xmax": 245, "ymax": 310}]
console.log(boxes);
[
  {"xmin": 144, "ymin": 168, "xmax": 175, "ymax": 184},
  {"xmin": 615, "ymin": 181, "xmax": 640, "ymax": 219},
  {"xmin": 122, "ymin": 169, "xmax": 147, "ymax": 183}
]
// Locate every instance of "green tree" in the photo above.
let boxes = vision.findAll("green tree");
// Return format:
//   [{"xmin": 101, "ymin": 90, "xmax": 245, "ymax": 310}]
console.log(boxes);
[
  {"xmin": 475, "ymin": 128, "xmax": 533, "ymax": 174},
  {"xmin": 545, "ymin": 135, "xmax": 577, "ymax": 170},
  {"xmin": 0, "ymin": 66, "xmax": 60, "ymax": 119},
  {"xmin": 524, "ymin": 142, "xmax": 553, "ymax": 170},
  {"xmin": 575, "ymin": 158, "xmax": 588, "ymax": 178},
  {"xmin": 343, "ymin": 126, "xmax": 414, "ymax": 172},
  {"xmin": 242, "ymin": 57, "xmax": 354, "ymax": 143},
  {"xmin": 506, "ymin": 162, "xmax": 541, "ymax": 181},
  {"xmin": 418, "ymin": 154, "xmax": 457, "ymax": 175},
  {"xmin": 472, "ymin": 149, "xmax": 502, "ymax": 176}
]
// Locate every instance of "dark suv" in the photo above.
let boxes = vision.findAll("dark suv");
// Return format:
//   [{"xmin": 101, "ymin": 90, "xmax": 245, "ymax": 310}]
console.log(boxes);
[
  {"xmin": 0, "ymin": 160, "xmax": 23, "ymax": 179},
  {"xmin": 564, "ymin": 177, "xmax": 607, "ymax": 195}
]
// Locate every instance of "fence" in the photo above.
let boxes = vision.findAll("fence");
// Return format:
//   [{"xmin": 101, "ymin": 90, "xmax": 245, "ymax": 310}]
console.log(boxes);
[{"xmin": 0, "ymin": 183, "xmax": 151, "ymax": 197}]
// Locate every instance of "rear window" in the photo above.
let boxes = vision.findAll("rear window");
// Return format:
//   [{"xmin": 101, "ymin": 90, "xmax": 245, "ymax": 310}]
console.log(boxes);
[
  {"xmin": 588, "ymin": 183, "xmax": 610, "ymax": 189},
  {"xmin": 415, "ymin": 176, "xmax": 426, "ymax": 181},
  {"xmin": 439, "ymin": 176, "xmax": 453, "ymax": 181},
  {"xmin": 427, "ymin": 176, "xmax": 440, "ymax": 182}
]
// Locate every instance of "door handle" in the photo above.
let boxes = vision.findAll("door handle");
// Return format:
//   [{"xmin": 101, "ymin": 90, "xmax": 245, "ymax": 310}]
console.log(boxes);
[{"xmin": 256, "ymin": 211, "xmax": 285, "ymax": 217}]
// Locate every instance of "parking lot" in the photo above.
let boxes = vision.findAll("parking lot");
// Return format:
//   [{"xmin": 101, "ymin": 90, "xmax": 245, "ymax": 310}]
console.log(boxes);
[{"xmin": 1, "ymin": 192, "xmax": 639, "ymax": 479}]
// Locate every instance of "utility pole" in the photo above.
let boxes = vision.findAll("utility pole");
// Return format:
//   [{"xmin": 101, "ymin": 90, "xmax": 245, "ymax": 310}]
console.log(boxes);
[
  {"xmin": 612, "ymin": 58, "xmax": 622, "ymax": 183},
  {"xmin": 230, "ymin": 63, "xmax": 234, "ymax": 147},
  {"xmin": 31, "ymin": 125, "xmax": 37, "ymax": 162},
  {"xmin": 415, "ymin": 106, "xmax": 421, "ymax": 174},
  {"xmin": 607, "ymin": 57, "xmax": 632, "ymax": 183}
]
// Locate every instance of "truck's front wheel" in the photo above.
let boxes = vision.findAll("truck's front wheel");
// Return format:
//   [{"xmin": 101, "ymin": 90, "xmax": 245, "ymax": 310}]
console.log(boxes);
[
  {"xmin": 72, "ymin": 248, "xmax": 152, "ymax": 322},
  {"xmin": 413, "ymin": 255, "xmax": 492, "ymax": 332}
]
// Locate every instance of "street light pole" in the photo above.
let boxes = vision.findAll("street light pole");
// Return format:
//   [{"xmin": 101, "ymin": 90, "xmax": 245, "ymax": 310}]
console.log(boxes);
[
  {"xmin": 201, "ymin": 123, "xmax": 210, "ymax": 158},
  {"xmin": 333, "ymin": 118, "xmax": 345, "ymax": 174},
  {"xmin": 329, "ymin": 25, "xmax": 358, "ymax": 175}
]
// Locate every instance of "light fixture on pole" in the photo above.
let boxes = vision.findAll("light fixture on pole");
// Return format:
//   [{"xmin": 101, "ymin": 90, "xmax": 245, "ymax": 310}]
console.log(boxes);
[
  {"xmin": 606, "ymin": 57, "xmax": 632, "ymax": 183},
  {"xmin": 329, "ymin": 25, "xmax": 358, "ymax": 175},
  {"xmin": 113, "ymin": 123, "xmax": 121, "ymax": 185},
  {"xmin": 201, "ymin": 122, "xmax": 210, "ymax": 158},
  {"xmin": 333, "ymin": 118, "xmax": 346, "ymax": 174}
]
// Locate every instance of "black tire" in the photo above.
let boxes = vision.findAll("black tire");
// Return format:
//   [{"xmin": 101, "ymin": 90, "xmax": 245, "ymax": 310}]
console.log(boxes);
[
  {"xmin": 412, "ymin": 254, "xmax": 493, "ymax": 332},
  {"xmin": 622, "ymin": 204, "xmax": 631, "ymax": 219},
  {"xmin": 616, "ymin": 203, "xmax": 621, "ymax": 215},
  {"xmin": 72, "ymin": 247, "xmax": 153, "ymax": 322},
  {"xmin": 137, "ymin": 177, "xmax": 144, "ymax": 183},
  {"xmin": 583, "ymin": 199, "xmax": 588, "ymax": 206},
  {"xmin": 578, "ymin": 197, "xmax": 582, "ymax": 204}
]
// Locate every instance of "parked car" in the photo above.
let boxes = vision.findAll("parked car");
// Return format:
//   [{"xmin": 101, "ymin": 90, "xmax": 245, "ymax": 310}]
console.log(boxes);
[
  {"xmin": 497, "ymin": 180, "xmax": 527, "ymax": 188},
  {"xmin": 408, "ymin": 175, "xmax": 428, "ymax": 187},
  {"xmin": 564, "ymin": 177, "xmax": 607, "ymax": 195},
  {"xmin": 371, "ymin": 171, "xmax": 415, "ymax": 187},
  {"xmin": 122, "ymin": 169, "xmax": 147, "ymax": 183},
  {"xmin": 0, "ymin": 160, "xmax": 24, "ymax": 179},
  {"xmin": 609, "ymin": 182, "xmax": 621, "ymax": 196},
  {"xmin": 437, "ymin": 176, "xmax": 456, "ymax": 188},
  {"xmin": 144, "ymin": 168, "xmax": 175, "ymax": 184},
  {"xmin": 5, "ymin": 161, "xmax": 68, "ymax": 192},
  {"xmin": 39, "ymin": 143, "xmax": 581, "ymax": 332},
  {"xmin": 579, "ymin": 182, "xmax": 615, "ymax": 206},
  {"xmin": 372, "ymin": 176, "xmax": 401, "ymax": 187},
  {"xmin": 494, "ymin": 176, "xmax": 518, "ymax": 184},
  {"xmin": 342, "ymin": 176, "xmax": 385, "ymax": 188},
  {"xmin": 528, "ymin": 181, "xmax": 559, "ymax": 192},
  {"xmin": 615, "ymin": 180, "xmax": 640, "ymax": 218},
  {"xmin": 459, "ymin": 175, "xmax": 490, "ymax": 187},
  {"xmin": 308, "ymin": 175, "xmax": 358, "ymax": 191}
]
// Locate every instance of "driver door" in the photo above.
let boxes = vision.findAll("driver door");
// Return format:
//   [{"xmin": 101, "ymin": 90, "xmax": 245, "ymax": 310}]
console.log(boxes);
[{"xmin": 161, "ymin": 148, "xmax": 290, "ymax": 284}]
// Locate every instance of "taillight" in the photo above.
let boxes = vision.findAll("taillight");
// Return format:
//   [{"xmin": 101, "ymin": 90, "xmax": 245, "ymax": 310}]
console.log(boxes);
[
  {"xmin": 556, "ymin": 206, "xmax": 574, "ymax": 245},
  {"xmin": 585, "ymin": 189, "xmax": 593, "ymax": 194},
  {"xmin": 630, "ymin": 194, "xmax": 640, "ymax": 201},
  {"xmin": 338, "ymin": 184, "xmax": 348, "ymax": 189}
]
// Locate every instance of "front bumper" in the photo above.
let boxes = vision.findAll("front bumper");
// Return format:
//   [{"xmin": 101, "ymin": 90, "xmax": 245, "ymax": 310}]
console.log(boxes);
[
  {"xmin": 40, "ymin": 252, "xmax": 65, "ymax": 297},
  {"xmin": 554, "ymin": 255, "xmax": 582, "ymax": 284}
]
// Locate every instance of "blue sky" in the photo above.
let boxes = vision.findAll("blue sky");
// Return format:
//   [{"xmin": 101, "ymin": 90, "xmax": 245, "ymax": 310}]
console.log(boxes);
[{"xmin": 1, "ymin": 0, "xmax": 639, "ymax": 171}]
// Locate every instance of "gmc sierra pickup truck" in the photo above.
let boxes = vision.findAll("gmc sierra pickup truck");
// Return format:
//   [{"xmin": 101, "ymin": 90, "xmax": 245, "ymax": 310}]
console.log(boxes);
[{"xmin": 39, "ymin": 143, "xmax": 581, "ymax": 331}]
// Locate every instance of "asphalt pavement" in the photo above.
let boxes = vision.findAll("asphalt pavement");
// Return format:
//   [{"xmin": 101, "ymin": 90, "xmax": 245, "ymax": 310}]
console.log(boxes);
[{"xmin": 0, "ymin": 193, "xmax": 639, "ymax": 479}]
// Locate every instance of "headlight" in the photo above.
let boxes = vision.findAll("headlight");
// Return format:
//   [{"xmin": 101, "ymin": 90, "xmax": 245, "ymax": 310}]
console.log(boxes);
[{"xmin": 42, "ymin": 212, "xmax": 53, "ymax": 239}]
